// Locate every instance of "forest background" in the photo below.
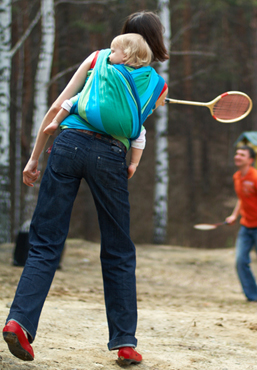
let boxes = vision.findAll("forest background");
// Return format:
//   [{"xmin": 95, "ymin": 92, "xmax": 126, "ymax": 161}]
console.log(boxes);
[{"xmin": 2, "ymin": 0, "xmax": 257, "ymax": 249}]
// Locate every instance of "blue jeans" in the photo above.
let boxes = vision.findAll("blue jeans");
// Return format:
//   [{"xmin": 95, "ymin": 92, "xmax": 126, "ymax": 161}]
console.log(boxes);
[
  {"xmin": 236, "ymin": 225, "xmax": 257, "ymax": 301},
  {"xmin": 7, "ymin": 130, "xmax": 138, "ymax": 350}
]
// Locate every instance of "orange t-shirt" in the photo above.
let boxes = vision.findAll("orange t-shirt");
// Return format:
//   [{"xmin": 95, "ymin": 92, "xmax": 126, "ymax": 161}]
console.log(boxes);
[{"xmin": 233, "ymin": 166, "xmax": 257, "ymax": 228}]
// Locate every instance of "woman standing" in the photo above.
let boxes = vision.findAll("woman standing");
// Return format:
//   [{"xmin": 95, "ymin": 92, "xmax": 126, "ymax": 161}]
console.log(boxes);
[{"xmin": 3, "ymin": 11, "xmax": 169, "ymax": 366}]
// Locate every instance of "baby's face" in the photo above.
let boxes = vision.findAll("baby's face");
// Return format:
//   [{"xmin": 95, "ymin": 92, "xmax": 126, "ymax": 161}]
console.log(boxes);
[{"xmin": 109, "ymin": 44, "xmax": 126, "ymax": 65}]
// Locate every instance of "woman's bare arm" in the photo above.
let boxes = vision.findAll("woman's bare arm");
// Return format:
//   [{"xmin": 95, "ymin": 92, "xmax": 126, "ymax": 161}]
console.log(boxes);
[{"xmin": 23, "ymin": 52, "xmax": 96, "ymax": 187}]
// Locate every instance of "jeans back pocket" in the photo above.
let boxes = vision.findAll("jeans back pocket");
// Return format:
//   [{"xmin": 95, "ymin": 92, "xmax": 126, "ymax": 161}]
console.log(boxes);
[
  {"xmin": 50, "ymin": 142, "xmax": 79, "ymax": 177},
  {"xmin": 96, "ymin": 154, "xmax": 126, "ymax": 188}
]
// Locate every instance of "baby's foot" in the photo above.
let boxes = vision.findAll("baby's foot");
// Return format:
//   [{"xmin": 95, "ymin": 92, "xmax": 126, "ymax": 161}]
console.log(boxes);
[{"xmin": 43, "ymin": 122, "xmax": 58, "ymax": 135}]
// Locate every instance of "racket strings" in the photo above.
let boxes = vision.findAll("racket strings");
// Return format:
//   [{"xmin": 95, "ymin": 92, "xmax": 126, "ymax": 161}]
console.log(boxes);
[
  {"xmin": 213, "ymin": 94, "xmax": 250, "ymax": 120},
  {"xmin": 194, "ymin": 224, "xmax": 217, "ymax": 230}
]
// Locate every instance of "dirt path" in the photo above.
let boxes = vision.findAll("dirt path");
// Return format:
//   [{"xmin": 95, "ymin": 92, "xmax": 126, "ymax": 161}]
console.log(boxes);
[{"xmin": 1, "ymin": 239, "xmax": 257, "ymax": 370}]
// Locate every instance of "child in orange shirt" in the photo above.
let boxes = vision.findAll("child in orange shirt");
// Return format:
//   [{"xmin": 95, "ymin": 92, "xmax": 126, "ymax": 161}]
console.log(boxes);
[{"xmin": 226, "ymin": 145, "xmax": 257, "ymax": 301}]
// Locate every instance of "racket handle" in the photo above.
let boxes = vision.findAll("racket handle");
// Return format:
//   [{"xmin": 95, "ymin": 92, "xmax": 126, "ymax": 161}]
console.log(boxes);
[
  {"xmin": 165, "ymin": 97, "xmax": 207, "ymax": 107},
  {"xmin": 215, "ymin": 221, "xmax": 228, "ymax": 226}
]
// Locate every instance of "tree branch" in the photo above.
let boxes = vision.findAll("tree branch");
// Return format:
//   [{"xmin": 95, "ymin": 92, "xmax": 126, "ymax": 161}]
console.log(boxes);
[
  {"xmin": 55, "ymin": 0, "xmax": 115, "ymax": 5},
  {"xmin": 169, "ymin": 67, "xmax": 212, "ymax": 87},
  {"xmin": 170, "ymin": 50, "xmax": 216, "ymax": 57},
  {"xmin": 47, "ymin": 63, "xmax": 81, "ymax": 87},
  {"xmin": 10, "ymin": 9, "xmax": 41, "ymax": 58},
  {"xmin": 171, "ymin": 10, "xmax": 203, "ymax": 47}
]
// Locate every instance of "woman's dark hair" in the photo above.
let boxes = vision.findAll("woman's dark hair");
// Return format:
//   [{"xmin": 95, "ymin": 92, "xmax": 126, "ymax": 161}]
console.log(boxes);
[{"xmin": 121, "ymin": 11, "xmax": 169, "ymax": 63}]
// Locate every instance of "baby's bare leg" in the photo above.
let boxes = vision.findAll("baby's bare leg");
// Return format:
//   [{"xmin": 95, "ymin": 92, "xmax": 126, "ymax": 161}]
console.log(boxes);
[
  {"xmin": 43, "ymin": 108, "xmax": 69, "ymax": 135},
  {"xmin": 43, "ymin": 119, "xmax": 59, "ymax": 135}
]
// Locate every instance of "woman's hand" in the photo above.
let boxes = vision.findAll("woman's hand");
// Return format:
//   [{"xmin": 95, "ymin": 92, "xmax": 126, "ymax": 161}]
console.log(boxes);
[
  {"xmin": 154, "ymin": 86, "xmax": 168, "ymax": 110},
  {"xmin": 23, "ymin": 159, "xmax": 41, "ymax": 187}
]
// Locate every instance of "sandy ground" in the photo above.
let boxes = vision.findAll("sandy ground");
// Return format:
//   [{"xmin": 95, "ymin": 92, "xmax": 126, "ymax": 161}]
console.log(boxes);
[{"xmin": 1, "ymin": 239, "xmax": 257, "ymax": 370}]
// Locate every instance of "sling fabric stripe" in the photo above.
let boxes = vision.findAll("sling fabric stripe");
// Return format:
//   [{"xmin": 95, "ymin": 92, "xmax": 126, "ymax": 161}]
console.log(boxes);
[{"xmin": 60, "ymin": 49, "xmax": 165, "ymax": 149}]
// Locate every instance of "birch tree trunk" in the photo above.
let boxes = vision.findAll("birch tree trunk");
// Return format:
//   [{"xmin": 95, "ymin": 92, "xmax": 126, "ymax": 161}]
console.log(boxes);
[
  {"xmin": 183, "ymin": 2, "xmax": 196, "ymax": 222},
  {"xmin": 22, "ymin": 0, "xmax": 55, "ymax": 224},
  {"xmin": 153, "ymin": 0, "xmax": 170, "ymax": 244},
  {"xmin": 0, "ymin": 0, "xmax": 12, "ymax": 242},
  {"xmin": 13, "ymin": 12, "xmax": 25, "ymax": 238}
]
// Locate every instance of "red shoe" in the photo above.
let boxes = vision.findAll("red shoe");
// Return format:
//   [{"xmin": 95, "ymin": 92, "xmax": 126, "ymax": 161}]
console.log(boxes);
[
  {"xmin": 117, "ymin": 347, "xmax": 142, "ymax": 365},
  {"xmin": 3, "ymin": 320, "xmax": 34, "ymax": 361}
]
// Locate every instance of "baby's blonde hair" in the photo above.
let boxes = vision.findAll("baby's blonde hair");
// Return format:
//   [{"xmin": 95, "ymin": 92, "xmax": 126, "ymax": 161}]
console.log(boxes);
[{"xmin": 111, "ymin": 33, "xmax": 153, "ymax": 67}]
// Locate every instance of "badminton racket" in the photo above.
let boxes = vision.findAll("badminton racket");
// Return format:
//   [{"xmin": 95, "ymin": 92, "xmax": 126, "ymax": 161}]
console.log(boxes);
[
  {"xmin": 165, "ymin": 91, "xmax": 252, "ymax": 123},
  {"xmin": 193, "ymin": 222, "xmax": 227, "ymax": 231}
]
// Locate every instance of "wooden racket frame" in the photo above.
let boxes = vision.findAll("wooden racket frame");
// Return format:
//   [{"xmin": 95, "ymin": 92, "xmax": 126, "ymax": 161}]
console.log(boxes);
[{"xmin": 165, "ymin": 91, "xmax": 253, "ymax": 123}]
